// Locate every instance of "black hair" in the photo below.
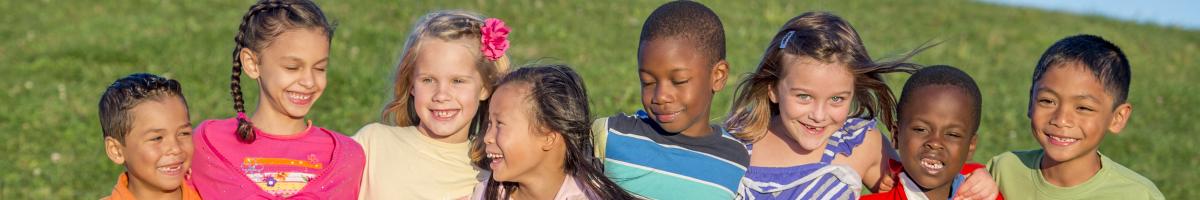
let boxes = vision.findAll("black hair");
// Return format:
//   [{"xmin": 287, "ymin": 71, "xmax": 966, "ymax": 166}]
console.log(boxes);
[
  {"xmin": 472, "ymin": 65, "xmax": 636, "ymax": 200},
  {"xmin": 1030, "ymin": 34, "xmax": 1130, "ymax": 110},
  {"xmin": 100, "ymin": 73, "xmax": 188, "ymax": 143},
  {"xmin": 639, "ymin": 0, "xmax": 725, "ymax": 64},
  {"xmin": 898, "ymin": 65, "xmax": 983, "ymax": 131},
  {"xmin": 230, "ymin": 0, "xmax": 334, "ymax": 142}
]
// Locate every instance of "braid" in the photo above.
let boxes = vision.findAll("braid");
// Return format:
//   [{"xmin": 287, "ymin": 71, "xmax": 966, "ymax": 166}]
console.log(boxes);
[{"xmin": 230, "ymin": 0, "xmax": 304, "ymax": 143}]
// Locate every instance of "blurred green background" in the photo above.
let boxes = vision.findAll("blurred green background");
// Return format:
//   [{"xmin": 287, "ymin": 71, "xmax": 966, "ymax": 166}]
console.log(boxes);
[{"xmin": 1, "ymin": 0, "xmax": 1196, "ymax": 199}]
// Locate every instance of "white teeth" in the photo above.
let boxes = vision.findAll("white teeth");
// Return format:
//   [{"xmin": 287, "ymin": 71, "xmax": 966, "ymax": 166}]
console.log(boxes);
[
  {"xmin": 921, "ymin": 158, "xmax": 944, "ymax": 170},
  {"xmin": 1049, "ymin": 135, "xmax": 1078, "ymax": 143},
  {"xmin": 433, "ymin": 110, "xmax": 457, "ymax": 118},
  {"xmin": 486, "ymin": 153, "xmax": 504, "ymax": 159},
  {"xmin": 288, "ymin": 92, "xmax": 311, "ymax": 100}
]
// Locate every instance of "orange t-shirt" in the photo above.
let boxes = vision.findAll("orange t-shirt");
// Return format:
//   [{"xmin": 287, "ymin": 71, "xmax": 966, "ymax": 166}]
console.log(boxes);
[{"xmin": 102, "ymin": 172, "xmax": 202, "ymax": 200}]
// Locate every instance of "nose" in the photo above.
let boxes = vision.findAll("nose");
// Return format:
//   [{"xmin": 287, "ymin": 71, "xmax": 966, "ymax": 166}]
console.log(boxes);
[
  {"xmin": 298, "ymin": 68, "xmax": 316, "ymax": 89},
  {"xmin": 484, "ymin": 125, "xmax": 497, "ymax": 145},
  {"xmin": 808, "ymin": 103, "xmax": 829, "ymax": 123},
  {"xmin": 1049, "ymin": 105, "xmax": 1075, "ymax": 128},
  {"xmin": 924, "ymin": 135, "xmax": 945, "ymax": 151},
  {"xmin": 650, "ymin": 84, "xmax": 674, "ymax": 105},
  {"xmin": 432, "ymin": 81, "xmax": 452, "ymax": 103},
  {"xmin": 163, "ymin": 135, "xmax": 183, "ymax": 156}
]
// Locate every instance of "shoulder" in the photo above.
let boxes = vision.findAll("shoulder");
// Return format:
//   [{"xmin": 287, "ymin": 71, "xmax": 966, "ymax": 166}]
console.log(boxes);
[
  {"xmin": 352, "ymin": 123, "xmax": 402, "ymax": 141},
  {"xmin": 196, "ymin": 117, "xmax": 239, "ymax": 136},
  {"xmin": 1099, "ymin": 154, "xmax": 1165, "ymax": 199}
]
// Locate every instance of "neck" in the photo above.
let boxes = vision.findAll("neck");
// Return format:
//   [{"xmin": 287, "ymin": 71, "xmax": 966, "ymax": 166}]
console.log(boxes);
[
  {"xmin": 918, "ymin": 182, "xmax": 953, "ymax": 200},
  {"xmin": 417, "ymin": 123, "xmax": 470, "ymax": 144},
  {"xmin": 1041, "ymin": 150, "xmax": 1102, "ymax": 187},
  {"xmin": 511, "ymin": 170, "xmax": 567, "ymax": 200},
  {"xmin": 128, "ymin": 176, "xmax": 182, "ymax": 200},
  {"xmin": 679, "ymin": 122, "xmax": 713, "ymax": 138},
  {"xmin": 250, "ymin": 106, "xmax": 307, "ymax": 136}
]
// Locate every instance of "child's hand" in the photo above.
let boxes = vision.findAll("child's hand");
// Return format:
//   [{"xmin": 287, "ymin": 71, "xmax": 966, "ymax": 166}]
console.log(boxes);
[{"xmin": 954, "ymin": 168, "xmax": 998, "ymax": 200}]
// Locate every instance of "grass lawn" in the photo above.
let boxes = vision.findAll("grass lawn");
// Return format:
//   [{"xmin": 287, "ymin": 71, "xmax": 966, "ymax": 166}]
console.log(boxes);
[{"xmin": 1, "ymin": 0, "xmax": 1196, "ymax": 198}]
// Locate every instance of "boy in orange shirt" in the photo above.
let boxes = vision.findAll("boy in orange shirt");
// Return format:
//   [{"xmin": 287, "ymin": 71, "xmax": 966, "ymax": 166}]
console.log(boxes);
[{"xmin": 99, "ymin": 73, "xmax": 201, "ymax": 200}]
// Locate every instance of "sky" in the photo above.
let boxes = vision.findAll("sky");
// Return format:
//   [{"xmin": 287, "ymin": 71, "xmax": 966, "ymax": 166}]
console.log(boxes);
[{"xmin": 981, "ymin": 0, "xmax": 1200, "ymax": 30}]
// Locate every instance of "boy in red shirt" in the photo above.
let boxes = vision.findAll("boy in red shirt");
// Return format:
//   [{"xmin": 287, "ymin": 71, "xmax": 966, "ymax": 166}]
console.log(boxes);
[{"xmin": 863, "ymin": 66, "xmax": 1002, "ymax": 200}]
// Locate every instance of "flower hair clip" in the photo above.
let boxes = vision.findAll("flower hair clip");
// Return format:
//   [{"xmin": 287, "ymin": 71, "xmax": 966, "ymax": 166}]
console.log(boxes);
[{"xmin": 480, "ymin": 18, "xmax": 510, "ymax": 61}]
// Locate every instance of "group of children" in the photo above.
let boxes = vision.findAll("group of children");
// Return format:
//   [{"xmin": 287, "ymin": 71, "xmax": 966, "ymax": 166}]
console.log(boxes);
[{"xmin": 97, "ymin": 0, "xmax": 1163, "ymax": 199}]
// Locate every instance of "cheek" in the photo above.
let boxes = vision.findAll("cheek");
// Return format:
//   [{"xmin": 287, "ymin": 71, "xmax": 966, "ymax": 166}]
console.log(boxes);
[{"xmin": 777, "ymin": 100, "xmax": 808, "ymax": 119}]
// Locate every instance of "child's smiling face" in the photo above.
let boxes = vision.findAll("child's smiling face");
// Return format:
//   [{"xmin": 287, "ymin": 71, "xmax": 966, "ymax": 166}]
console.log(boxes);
[
  {"xmin": 637, "ymin": 38, "xmax": 728, "ymax": 136},
  {"xmin": 484, "ymin": 83, "xmax": 563, "ymax": 182},
  {"xmin": 769, "ymin": 55, "xmax": 854, "ymax": 151},
  {"xmin": 897, "ymin": 85, "xmax": 977, "ymax": 197},
  {"xmin": 1030, "ymin": 63, "xmax": 1130, "ymax": 165},
  {"xmin": 244, "ymin": 28, "xmax": 329, "ymax": 120},
  {"xmin": 106, "ymin": 97, "xmax": 193, "ymax": 193},
  {"xmin": 411, "ymin": 39, "xmax": 489, "ymax": 143}
]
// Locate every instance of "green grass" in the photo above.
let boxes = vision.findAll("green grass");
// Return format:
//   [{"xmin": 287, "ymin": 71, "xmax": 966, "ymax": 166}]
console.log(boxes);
[{"xmin": 2, "ymin": 0, "xmax": 1196, "ymax": 198}]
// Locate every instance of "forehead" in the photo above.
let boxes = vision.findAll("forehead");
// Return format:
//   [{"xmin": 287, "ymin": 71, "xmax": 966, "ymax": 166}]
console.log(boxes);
[
  {"xmin": 777, "ymin": 55, "xmax": 854, "ymax": 89},
  {"xmin": 127, "ymin": 97, "xmax": 190, "ymax": 131},
  {"xmin": 901, "ymin": 85, "xmax": 978, "ymax": 128},
  {"xmin": 1036, "ymin": 63, "xmax": 1114, "ymax": 102},
  {"xmin": 415, "ymin": 39, "xmax": 480, "ymax": 76},
  {"xmin": 490, "ymin": 82, "xmax": 534, "ymax": 110},
  {"xmin": 260, "ymin": 28, "xmax": 330, "ymax": 59},
  {"xmin": 638, "ymin": 38, "xmax": 710, "ymax": 73}
]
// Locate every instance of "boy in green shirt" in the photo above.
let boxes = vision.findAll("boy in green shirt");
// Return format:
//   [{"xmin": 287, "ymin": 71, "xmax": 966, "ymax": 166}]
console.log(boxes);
[{"xmin": 987, "ymin": 34, "xmax": 1163, "ymax": 199}]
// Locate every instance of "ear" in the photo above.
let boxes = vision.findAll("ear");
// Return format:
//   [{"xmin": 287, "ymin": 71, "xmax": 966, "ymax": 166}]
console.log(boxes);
[
  {"xmin": 104, "ymin": 137, "xmax": 126, "ymax": 165},
  {"xmin": 541, "ymin": 130, "xmax": 560, "ymax": 151},
  {"xmin": 767, "ymin": 83, "xmax": 779, "ymax": 103},
  {"xmin": 240, "ymin": 48, "xmax": 262, "ymax": 80},
  {"xmin": 1107, "ymin": 103, "xmax": 1133, "ymax": 134},
  {"xmin": 710, "ymin": 60, "xmax": 730, "ymax": 92},
  {"xmin": 478, "ymin": 86, "xmax": 491, "ymax": 101},
  {"xmin": 967, "ymin": 133, "xmax": 978, "ymax": 159}
]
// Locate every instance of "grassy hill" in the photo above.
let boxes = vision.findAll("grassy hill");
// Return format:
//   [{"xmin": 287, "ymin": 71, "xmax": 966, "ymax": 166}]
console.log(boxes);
[{"xmin": 1, "ymin": 0, "xmax": 1195, "ymax": 198}]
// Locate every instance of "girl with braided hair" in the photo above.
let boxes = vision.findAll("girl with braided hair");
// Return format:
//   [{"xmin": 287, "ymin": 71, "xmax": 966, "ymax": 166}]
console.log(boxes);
[{"xmin": 189, "ymin": 0, "xmax": 365, "ymax": 198}]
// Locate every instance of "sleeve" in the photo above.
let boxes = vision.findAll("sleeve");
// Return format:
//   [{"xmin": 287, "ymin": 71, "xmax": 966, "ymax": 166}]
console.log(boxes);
[
  {"xmin": 590, "ymin": 117, "xmax": 609, "ymax": 160},
  {"xmin": 351, "ymin": 125, "xmax": 375, "ymax": 200}
]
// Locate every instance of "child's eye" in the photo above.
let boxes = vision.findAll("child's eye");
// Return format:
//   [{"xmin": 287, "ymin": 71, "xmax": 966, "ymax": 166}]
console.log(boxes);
[
  {"xmin": 671, "ymin": 79, "xmax": 689, "ymax": 85},
  {"xmin": 420, "ymin": 78, "xmax": 433, "ymax": 84},
  {"xmin": 1076, "ymin": 106, "xmax": 1094, "ymax": 112},
  {"xmin": 912, "ymin": 127, "xmax": 927, "ymax": 134},
  {"xmin": 947, "ymin": 132, "xmax": 962, "ymax": 138},
  {"xmin": 453, "ymin": 78, "xmax": 467, "ymax": 84},
  {"xmin": 830, "ymin": 96, "xmax": 845, "ymax": 103},
  {"xmin": 796, "ymin": 94, "xmax": 812, "ymax": 101},
  {"xmin": 179, "ymin": 131, "xmax": 192, "ymax": 136},
  {"xmin": 1037, "ymin": 99, "xmax": 1055, "ymax": 106},
  {"xmin": 149, "ymin": 136, "xmax": 164, "ymax": 142}
]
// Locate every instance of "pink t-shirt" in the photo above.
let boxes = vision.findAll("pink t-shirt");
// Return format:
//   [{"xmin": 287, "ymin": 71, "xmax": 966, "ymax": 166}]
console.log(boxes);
[{"xmin": 190, "ymin": 117, "xmax": 364, "ymax": 199}]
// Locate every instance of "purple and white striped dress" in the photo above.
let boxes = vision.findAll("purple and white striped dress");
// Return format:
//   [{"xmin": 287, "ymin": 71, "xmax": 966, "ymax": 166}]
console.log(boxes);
[{"xmin": 737, "ymin": 118, "xmax": 876, "ymax": 200}]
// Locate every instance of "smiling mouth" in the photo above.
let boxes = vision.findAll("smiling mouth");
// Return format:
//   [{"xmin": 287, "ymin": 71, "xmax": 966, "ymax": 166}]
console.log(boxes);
[
  {"xmin": 487, "ymin": 152, "xmax": 505, "ymax": 169},
  {"xmin": 430, "ymin": 109, "xmax": 460, "ymax": 121},
  {"xmin": 653, "ymin": 110, "xmax": 681, "ymax": 123},
  {"xmin": 919, "ymin": 157, "xmax": 945, "ymax": 174},
  {"xmin": 286, "ymin": 91, "xmax": 314, "ymax": 106},
  {"xmin": 158, "ymin": 162, "xmax": 184, "ymax": 177},
  {"xmin": 1044, "ymin": 133, "xmax": 1079, "ymax": 146},
  {"xmin": 800, "ymin": 122, "xmax": 826, "ymax": 136}
]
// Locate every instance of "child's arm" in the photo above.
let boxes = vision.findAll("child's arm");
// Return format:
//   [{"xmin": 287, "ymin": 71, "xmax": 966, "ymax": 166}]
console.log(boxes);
[
  {"xmin": 858, "ymin": 129, "xmax": 895, "ymax": 193},
  {"xmin": 954, "ymin": 166, "xmax": 999, "ymax": 200}
]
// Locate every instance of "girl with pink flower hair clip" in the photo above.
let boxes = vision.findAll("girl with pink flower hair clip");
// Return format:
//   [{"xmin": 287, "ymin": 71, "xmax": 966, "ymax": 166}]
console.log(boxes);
[{"xmin": 351, "ymin": 10, "xmax": 512, "ymax": 200}]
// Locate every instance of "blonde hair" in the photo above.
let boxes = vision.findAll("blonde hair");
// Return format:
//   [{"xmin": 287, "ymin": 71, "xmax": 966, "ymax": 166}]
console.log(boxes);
[
  {"xmin": 724, "ymin": 12, "xmax": 927, "ymax": 143},
  {"xmin": 380, "ymin": 10, "xmax": 510, "ymax": 129}
]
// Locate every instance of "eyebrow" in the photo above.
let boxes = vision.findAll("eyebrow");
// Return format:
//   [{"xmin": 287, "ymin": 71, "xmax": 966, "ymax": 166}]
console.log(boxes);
[{"xmin": 789, "ymin": 87, "xmax": 852, "ymax": 96}]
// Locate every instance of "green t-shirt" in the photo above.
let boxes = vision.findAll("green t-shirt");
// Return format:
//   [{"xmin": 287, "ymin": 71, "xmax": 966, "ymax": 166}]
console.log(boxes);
[{"xmin": 987, "ymin": 149, "xmax": 1164, "ymax": 200}]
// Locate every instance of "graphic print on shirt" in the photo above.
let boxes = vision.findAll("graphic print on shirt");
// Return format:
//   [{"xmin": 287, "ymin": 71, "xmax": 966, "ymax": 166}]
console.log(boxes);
[{"xmin": 241, "ymin": 154, "xmax": 324, "ymax": 197}]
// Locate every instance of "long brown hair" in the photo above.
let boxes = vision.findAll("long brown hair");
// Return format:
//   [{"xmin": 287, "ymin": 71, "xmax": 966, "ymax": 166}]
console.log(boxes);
[
  {"xmin": 230, "ymin": 0, "xmax": 333, "ymax": 143},
  {"xmin": 378, "ymin": 10, "xmax": 509, "ymax": 137},
  {"xmin": 725, "ymin": 12, "xmax": 929, "ymax": 142}
]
